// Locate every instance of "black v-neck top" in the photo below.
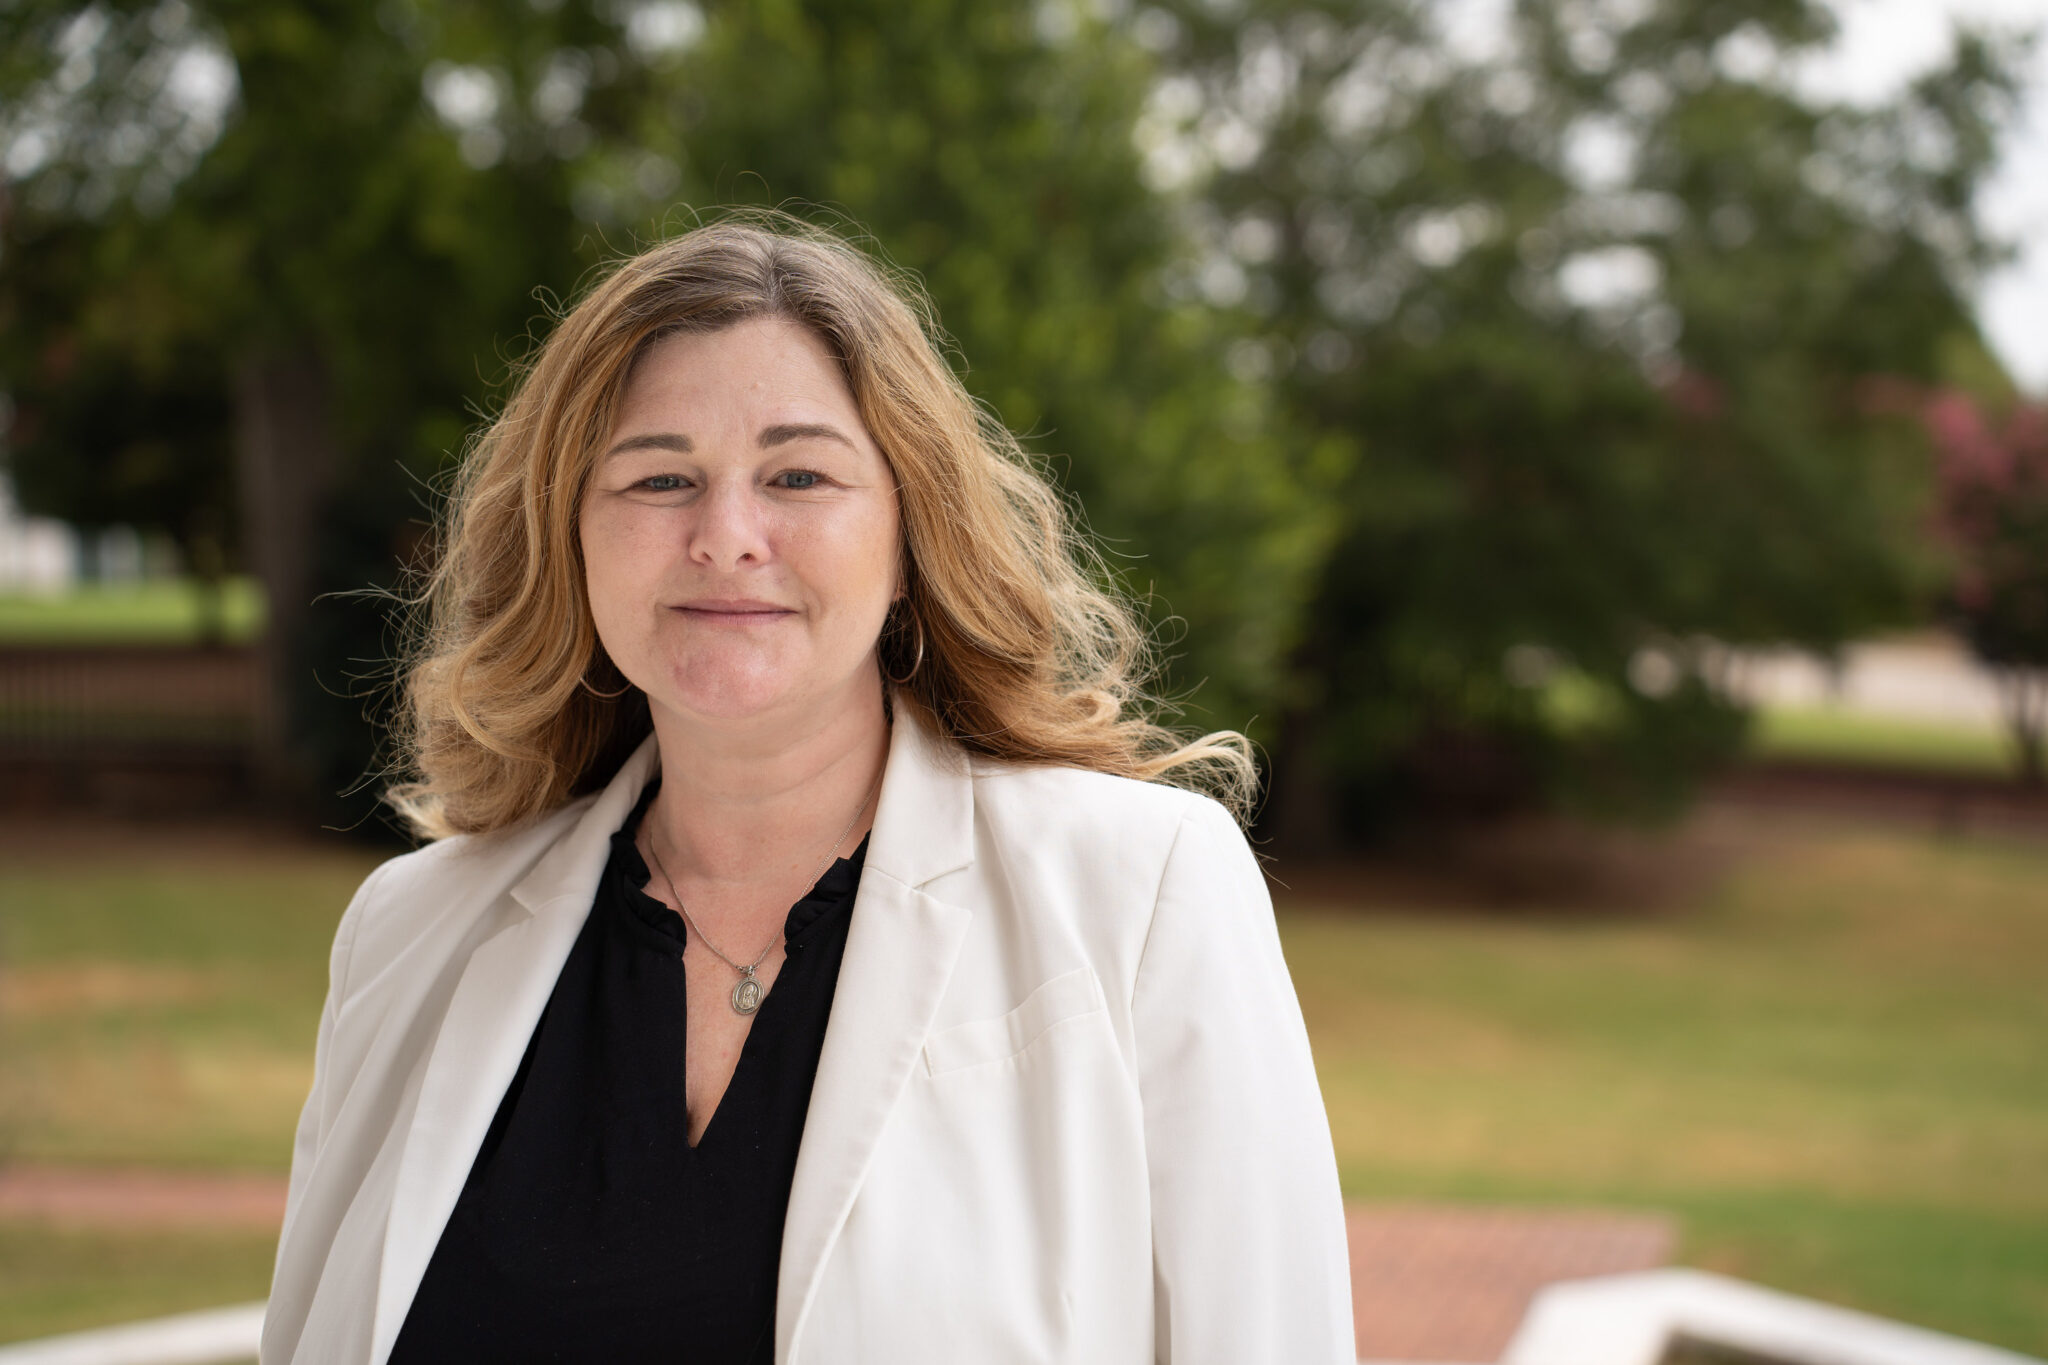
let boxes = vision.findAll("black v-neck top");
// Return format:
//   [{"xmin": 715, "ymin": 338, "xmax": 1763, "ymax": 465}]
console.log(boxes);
[{"xmin": 389, "ymin": 779, "xmax": 868, "ymax": 1364}]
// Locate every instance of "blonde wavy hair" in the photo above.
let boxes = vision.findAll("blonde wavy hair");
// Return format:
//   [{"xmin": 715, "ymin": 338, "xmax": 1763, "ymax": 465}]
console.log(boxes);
[{"xmin": 387, "ymin": 212, "xmax": 1254, "ymax": 840}]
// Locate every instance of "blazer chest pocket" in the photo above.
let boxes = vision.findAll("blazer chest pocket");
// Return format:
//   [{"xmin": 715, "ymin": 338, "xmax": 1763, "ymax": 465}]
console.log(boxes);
[{"xmin": 922, "ymin": 967, "xmax": 1107, "ymax": 1078}]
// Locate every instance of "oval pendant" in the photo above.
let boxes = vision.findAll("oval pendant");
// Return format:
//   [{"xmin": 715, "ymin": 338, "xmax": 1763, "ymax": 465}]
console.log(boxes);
[{"xmin": 731, "ymin": 976, "xmax": 764, "ymax": 1015}]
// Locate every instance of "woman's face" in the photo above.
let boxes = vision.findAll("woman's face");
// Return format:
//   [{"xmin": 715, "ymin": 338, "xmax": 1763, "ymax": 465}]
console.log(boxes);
[{"xmin": 580, "ymin": 316, "xmax": 902, "ymax": 726}]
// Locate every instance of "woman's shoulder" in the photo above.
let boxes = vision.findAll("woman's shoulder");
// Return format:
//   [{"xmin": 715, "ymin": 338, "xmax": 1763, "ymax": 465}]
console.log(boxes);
[
  {"xmin": 969, "ymin": 752, "xmax": 1195, "ymax": 808},
  {"xmin": 965, "ymin": 754, "xmax": 1249, "ymax": 866},
  {"xmin": 360, "ymin": 793, "xmax": 598, "ymax": 900},
  {"xmin": 330, "ymin": 793, "xmax": 605, "ymax": 993},
  {"xmin": 958, "ymin": 758, "xmax": 1271, "ymax": 991}
]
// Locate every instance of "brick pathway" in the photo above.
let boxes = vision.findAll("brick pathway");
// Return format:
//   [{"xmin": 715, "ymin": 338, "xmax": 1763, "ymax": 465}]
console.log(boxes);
[
  {"xmin": 0, "ymin": 1168, "xmax": 1675, "ymax": 1362},
  {"xmin": 0, "ymin": 1164, "xmax": 287, "ymax": 1233},
  {"xmin": 1348, "ymin": 1203, "xmax": 1676, "ymax": 1362}
]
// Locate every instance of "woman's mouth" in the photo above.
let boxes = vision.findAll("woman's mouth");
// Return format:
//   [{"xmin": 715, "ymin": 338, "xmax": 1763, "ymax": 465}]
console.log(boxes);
[{"xmin": 673, "ymin": 599, "xmax": 797, "ymax": 624}]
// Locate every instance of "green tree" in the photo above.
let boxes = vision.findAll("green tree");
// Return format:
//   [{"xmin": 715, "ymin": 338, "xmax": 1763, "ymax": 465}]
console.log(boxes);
[
  {"xmin": 1141, "ymin": 0, "xmax": 2027, "ymax": 840},
  {"xmin": 0, "ymin": 271, "xmax": 238, "ymax": 636},
  {"xmin": 3, "ymin": 0, "xmax": 684, "ymax": 813}
]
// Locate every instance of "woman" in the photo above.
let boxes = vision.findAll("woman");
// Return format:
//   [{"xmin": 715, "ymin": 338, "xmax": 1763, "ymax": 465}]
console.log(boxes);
[{"xmin": 263, "ymin": 215, "xmax": 1354, "ymax": 1364}]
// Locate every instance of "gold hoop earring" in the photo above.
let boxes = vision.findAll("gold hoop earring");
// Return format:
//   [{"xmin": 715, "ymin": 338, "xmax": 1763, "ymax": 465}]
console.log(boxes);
[
  {"xmin": 580, "ymin": 665, "xmax": 633, "ymax": 700},
  {"xmin": 883, "ymin": 603, "xmax": 925, "ymax": 686}
]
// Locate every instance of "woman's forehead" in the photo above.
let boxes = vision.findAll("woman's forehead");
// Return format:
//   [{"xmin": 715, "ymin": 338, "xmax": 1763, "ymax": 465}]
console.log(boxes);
[
  {"xmin": 619, "ymin": 321, "xmax": 853, "ymax": 410},
  {"xmin": 607, "ymin": 319, "xmax": 882, "ymax": 459}
]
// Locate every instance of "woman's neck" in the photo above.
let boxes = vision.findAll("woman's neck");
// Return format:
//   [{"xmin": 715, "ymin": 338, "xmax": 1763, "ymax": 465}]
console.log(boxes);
[{"xmin": 641, "ymin": 678, "xmax": 891, "ymax": 892}]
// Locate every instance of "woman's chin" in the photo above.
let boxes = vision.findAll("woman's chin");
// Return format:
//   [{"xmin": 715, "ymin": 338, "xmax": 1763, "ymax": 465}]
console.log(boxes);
[{"xmin": 642, "ymin": 652, "xmax": 813, "ymax": 723}]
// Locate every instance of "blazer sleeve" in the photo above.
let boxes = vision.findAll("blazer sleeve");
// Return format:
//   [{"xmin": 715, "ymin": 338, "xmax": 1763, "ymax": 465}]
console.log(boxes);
[
  {"xmin": 1132, "ymin": 797, "xmax": 1355, "ymax": 1364},
  {"xmin": 277, "ymin": 855, "xmax": 388, "ymax": 1245}
]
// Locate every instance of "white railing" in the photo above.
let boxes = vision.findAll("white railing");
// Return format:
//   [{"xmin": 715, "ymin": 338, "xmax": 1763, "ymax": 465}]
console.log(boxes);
[
  {"xmin": 3, "ymin": 1275, "xmax": 2044, "ymax": 1365},
  {"xmin": 0, "ymin": 1303, "xmax": 263, "ymax": 1365},
  {"xmin": 1504, "ymin": 1269, "xmax": 2045, "ymax": 1365}
]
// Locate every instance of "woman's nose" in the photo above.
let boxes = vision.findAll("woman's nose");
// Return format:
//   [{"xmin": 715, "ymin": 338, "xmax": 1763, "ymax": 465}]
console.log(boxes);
[{"xmin": 687, "ymin": 477, "xmax": 771, "ymax": 571}]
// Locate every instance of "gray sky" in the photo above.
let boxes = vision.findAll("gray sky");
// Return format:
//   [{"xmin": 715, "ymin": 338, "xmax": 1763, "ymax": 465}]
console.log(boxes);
[{"xmin": 1800, "ymin": 0, "xmax": 2048, "ymax": 395}]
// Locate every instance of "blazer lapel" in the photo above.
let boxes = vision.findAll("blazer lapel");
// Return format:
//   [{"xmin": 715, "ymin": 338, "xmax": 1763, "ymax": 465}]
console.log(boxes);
[
  {"xmin": 775, "ymin": 700, "xmax": 976, "ymax": 1364},
  {"xmin": 369, "ymin": 735, "xmax": 661, "ymax": 1365},
  {"xmin": 363, "ymin": 703, "xmax": 970, "ymax": 1365}
]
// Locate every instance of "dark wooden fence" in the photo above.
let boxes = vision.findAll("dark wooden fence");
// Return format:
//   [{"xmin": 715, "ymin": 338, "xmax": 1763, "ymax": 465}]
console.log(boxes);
[{"xmin": 0, "ymin": 645, "xmax": 259, "ymax": 813}]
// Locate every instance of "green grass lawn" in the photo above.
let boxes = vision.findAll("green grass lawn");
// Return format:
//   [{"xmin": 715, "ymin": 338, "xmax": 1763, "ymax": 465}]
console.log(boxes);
[
  {"xmin": 1284, "ymin": 816, "xmax": 2048, "ymax": 1355},
  {"xmin": 0, "ymin": 1223, "xmax": 272, "ymax": 1349},
  {"xmin": 1542, "ymin": 666, "xmax": 2026, "ymax": 779},
  {"xmin": 0, "ymin": 579, "xmax": 266, "ymax": 646},
  {"xmin": 0, "ymin": 840, "xmax": 381, "ymax": 1173},
  {"xmin": 0, "ymin": 834, "xmax": 379, "ymax": 1340},
  {"xmin": 1746, "ymin": 705, "xmax": 2021, "ymax": 777},
  {"xmin": 2, "ymin": 813, "xmax": 2045, "ymax": 1350}
]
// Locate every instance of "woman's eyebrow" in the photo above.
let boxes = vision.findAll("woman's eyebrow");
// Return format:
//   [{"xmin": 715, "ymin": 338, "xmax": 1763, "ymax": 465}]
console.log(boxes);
[
  {"xmin": 604, "ymin": 432, "xmax": 693, "ymax": 458},
  {"xmin": 759, "ymin": 422, "xmax": 856, "ymax": 450}
]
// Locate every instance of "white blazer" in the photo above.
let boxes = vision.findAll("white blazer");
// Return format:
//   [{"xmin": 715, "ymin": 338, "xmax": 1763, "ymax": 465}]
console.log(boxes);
[{"xmin": 263, "ymin": 702, "xmax": 1355, "ymax": 1364}]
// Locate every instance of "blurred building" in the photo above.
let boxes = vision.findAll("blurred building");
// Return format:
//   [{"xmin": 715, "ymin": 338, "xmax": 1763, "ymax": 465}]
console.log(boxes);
[
  {"xmin": 1712, "ymin": 634, "xmax": 2015, "ymax": 730},
  {"xmin": 0, "ymin": 476, "xmax": 77, "ymax": 591}
]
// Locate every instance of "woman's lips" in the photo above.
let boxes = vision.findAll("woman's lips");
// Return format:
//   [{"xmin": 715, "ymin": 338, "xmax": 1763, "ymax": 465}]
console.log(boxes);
[{"xmin": 672, "ymin": 600, "xmax": 796, "ymax": 623}]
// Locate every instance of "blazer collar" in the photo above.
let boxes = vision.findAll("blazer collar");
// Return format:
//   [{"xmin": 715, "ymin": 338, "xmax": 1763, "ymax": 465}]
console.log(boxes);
[
  {"xmin": 863, "ymin": 694, "xmax": 975, "ymax": 887},
  {"xmin": 507, "ymin": 733, "xmax": 663, "ymax": 917},
  {"xmin": 372, "ymin": 695, "xmax": 975, "ymax": 1365}
]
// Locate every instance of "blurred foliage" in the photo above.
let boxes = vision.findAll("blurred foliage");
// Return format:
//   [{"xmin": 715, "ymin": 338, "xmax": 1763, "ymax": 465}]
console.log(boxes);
[
  {"xmin": 0, "ymin": 344, "xmax": 238, "ymax": 635},
  {"xmin": 1143, "ymin": 0, "xmax": 2028, "ymax": 836},
  {"xmin": 0, "ymin": 0, "xmax": 2031, "ymax": 837},
  {"xmin": 2, "ymin": 0, "xmax": 687, "ymax": 819}
]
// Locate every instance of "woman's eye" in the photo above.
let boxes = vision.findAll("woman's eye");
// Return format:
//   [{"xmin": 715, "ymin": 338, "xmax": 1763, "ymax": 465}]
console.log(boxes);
[
  {"xmin": 641, "ymin": 474, "xmax": 686, "ymax": 492},
  {"xmin": 776, "ymin": 470, "xmax": 822, "ymax": 490}
]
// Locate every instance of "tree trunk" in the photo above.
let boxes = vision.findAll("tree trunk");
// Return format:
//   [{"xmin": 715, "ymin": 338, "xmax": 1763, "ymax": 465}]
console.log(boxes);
[
  {"xmin": 233, "ymin": 346, "xmax": 341, "ymax": 803},
  {"xmin": 182, "ymin": 513, "xmax": 232, "ymax": 649},
  {"xmin": 1993, "ymin": 666, "xmax": 2047, "ymax": 788},
  {"xmin": 1262, "ymin": 705, "xmax": 1342, "ymax": 856}
]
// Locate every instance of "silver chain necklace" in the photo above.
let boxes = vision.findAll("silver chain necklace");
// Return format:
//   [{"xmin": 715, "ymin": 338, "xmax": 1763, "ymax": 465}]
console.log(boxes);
[{"xmin": 644, "ymin": 767, "xmax": 884, "ymax": 1016}]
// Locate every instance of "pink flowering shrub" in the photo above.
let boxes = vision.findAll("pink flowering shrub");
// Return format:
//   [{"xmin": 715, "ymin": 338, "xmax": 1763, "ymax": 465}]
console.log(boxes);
[{"xmin": 1923, "ymin": 390, "xmax": 2048, "ymax": 783}]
